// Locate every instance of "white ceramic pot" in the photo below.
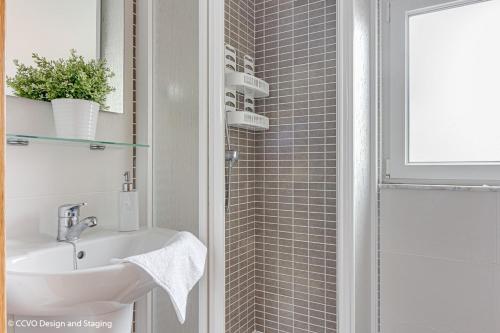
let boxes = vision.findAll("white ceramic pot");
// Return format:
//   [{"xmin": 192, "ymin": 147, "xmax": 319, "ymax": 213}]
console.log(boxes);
[{"xmin": 51, "ymin": 98, "xmax": 100, "ymax": 140}]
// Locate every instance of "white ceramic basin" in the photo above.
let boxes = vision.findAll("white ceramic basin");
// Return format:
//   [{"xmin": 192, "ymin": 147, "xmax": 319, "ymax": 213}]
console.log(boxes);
[{"xmin": 7, "ymin": 228, "xmax": 177, "ymax": 332}]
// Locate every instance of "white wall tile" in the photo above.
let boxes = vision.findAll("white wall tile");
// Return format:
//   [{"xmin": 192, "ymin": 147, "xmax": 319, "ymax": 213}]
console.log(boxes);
[
  {"xmin": 496, "ymin": 193, "xmax": 500, "ymax": 264},
  {"xmin": 380, "ymin": 188, "xmax": 497, "ymax": 263},
  {"xmin": 6, "ymin": 95, "xmax": 133, "ymax": 239},
  {"xmin": 381, "ymin": 252, "xmax": 496, "ymax": 333},
  {"xmin": 495, "ymin": 265, "xmax": 500, "ymax": 332},
  {"xmin": 7, "ymin": 144, "xmax": 130, "ymax": 197},
  {"xmin": 7, "ymin": 96, "xmax": 132, "ymax": 142},
  {"xmin": 7, "ymin": 192, "xmax": 120, "ymax": 239}
]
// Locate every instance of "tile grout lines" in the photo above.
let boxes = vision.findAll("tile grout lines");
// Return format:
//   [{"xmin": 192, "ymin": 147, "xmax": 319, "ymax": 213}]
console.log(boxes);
[
  {"xmin": 226, "ymin": 1, "xmax": 337, "ymax": 332},
  {"xmin": 323, "ymin": 1, "xmax": 327, "ymax": 331},
  {"xmin": 291, "ymin": 2, "xmax": 296, "ymax": 333},
  {"xmin": 307, "ymin": 1, "xmax": 311, "ymax": 332},
  {"xmin": 276, "ymin": 0, "xmax": 281, "ymax": 331}
]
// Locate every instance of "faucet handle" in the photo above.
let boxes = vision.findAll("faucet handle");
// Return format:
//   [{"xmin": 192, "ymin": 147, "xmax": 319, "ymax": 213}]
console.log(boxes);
[{"xmin": 58, "ymin": 203, "xmax": 87, "ymax": 217}]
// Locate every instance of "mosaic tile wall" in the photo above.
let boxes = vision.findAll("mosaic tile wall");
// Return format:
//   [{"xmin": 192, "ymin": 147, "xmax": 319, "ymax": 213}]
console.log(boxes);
[
  {"xmin": 224, "ymin": 1, "xmax": 336, "ymax": 333},
  {"xmin": 253, "ymin": 1, "xmax": 336, "ymax": 332},
  {"xmin": 224, "ymin": 1, "xmax": 258, "ymax": 333}
]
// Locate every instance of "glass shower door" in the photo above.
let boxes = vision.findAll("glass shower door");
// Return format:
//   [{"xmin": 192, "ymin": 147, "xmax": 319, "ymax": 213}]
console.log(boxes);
[{"xmin": 152, "ymin": 0, "xmax": 201, "ymax": 332}]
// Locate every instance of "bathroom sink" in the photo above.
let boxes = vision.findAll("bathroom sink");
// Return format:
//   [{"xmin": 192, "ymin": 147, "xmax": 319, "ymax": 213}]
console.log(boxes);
[{"xmin": 7, "ymin": 228, "xmax": 178, "ymax": 332}]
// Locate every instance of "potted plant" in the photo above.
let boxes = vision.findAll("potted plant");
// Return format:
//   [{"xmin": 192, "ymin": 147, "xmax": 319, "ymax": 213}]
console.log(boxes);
[{"xmin": 7, "ymin": 50, "xmax": 114, "ymax": 140}]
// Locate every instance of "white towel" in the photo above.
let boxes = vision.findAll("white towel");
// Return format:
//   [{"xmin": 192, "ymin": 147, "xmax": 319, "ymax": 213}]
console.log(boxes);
[{"xmin": 113, "ymin": 231, "xmax": 207, "ymax": 324}]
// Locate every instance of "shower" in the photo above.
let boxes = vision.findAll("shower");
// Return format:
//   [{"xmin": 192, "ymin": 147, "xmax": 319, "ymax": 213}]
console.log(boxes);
[
  {"xmin": 225, "ymin": 118, "xmax": 239, "ymax": 213},
  {"xmin": 222, "ymin": 1, "xmax": 337, "ymax": 332}
]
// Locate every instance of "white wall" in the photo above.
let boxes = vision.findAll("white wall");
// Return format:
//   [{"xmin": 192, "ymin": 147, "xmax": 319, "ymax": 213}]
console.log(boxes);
[
  {"xmin": 380, "ymin": 188, "xmax": 500, "ymax": 333},
  {"xmin": 6, "ymin": 0, "xmax": 99, "ymax": 86},
  {"xmin": 6, "ymin": 96, "xmax": 133, "ymax": 240}
]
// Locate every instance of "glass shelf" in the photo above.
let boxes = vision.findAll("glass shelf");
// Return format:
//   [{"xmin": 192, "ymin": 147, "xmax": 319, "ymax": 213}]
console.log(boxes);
[{"xmin": 6, "ymin": 134, "xmax": 149, "ymax": 150}]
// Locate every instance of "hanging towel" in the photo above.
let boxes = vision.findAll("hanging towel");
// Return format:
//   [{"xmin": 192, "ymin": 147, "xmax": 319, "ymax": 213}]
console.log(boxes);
[{"xmin": 113, "ymin": 231, "xmax": 207, "ymax": 324}]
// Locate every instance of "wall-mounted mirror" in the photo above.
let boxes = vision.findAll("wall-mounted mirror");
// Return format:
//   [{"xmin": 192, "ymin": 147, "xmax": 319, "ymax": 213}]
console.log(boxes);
[{"xmin": 6, "ymin": 0, "xmax": 133, "ymax": 114}]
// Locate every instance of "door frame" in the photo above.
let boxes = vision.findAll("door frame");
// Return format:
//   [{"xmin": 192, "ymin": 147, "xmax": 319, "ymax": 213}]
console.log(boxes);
[
  {"xmin": 205, "ymin": 0, "xmax": 381, "ymax": 332},
  {"xmin": 204, "ymin": 0, "xmax": 369, "ymax": 332},
  {"xmin": 337, "ymin": 0, "xmax": 378, "ymax": 332},
  {"xmin": 337, "ymin": 0, "xmax": 355, "ymax": 329},
  {"xmin": 206, "ymin": 0, "xmax": 225, "ymax": 332},
  {"xmin": 0, "ymin": 0, "xmax": 6, "ymax": 331}
]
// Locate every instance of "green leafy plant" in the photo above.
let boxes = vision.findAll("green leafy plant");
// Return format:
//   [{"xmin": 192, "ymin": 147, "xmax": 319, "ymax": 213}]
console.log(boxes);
[{"xmin": 7, "ymin": 50, "xmax": 115, "ymax": 111}]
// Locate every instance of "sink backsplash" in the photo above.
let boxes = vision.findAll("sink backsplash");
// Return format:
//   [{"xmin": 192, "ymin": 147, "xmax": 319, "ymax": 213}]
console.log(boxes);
[{"xmin": 6, "ymin": 96, "xmax": 138, "ymax": 240}]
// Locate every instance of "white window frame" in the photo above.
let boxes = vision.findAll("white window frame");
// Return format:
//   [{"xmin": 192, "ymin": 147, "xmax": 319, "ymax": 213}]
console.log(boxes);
[{"xmin": 382, "ymin": 0, "xmax": 500, "ymax": 184}]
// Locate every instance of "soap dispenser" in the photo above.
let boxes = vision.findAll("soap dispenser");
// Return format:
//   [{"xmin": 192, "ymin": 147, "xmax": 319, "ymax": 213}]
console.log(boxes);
[{"xmin": 119, "ymin": 171, "xmax": 139, "ymax": 232}]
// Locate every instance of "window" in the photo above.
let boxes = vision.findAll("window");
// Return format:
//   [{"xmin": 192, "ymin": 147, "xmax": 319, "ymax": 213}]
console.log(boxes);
[{"xmin": 383, "ymin": 0, "xmax": 500, "ymax": 183}]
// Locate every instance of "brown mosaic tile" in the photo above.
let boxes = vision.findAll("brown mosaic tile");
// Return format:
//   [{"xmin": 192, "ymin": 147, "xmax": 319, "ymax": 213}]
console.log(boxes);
[
  {"xmin": 224, "ymin": 1, "xmax": 258, "ymax": 333},
  {"xmin": 253, "ymin": 0, "xmax": 336, "ymax": 332},
  {"xmin": 225, "ymin": 0, "xmax": 336, "ymax": 332}
]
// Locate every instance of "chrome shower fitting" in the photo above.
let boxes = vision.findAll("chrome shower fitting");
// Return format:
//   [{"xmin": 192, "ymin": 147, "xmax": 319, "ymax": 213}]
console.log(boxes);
[
  {"xmin": 225, "ymin": 149, "xmax": 239, "ymax": 214},
  {"xmin": 225, "ymin": 150, "xmax": 240, "ymax": 165},
  {"xmin": 225, "ymin": 116, "xmax": 240, "ymax": 213}
]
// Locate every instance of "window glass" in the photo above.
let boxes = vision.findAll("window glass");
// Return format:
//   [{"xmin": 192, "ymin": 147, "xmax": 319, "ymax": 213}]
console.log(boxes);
[{"xmin": 408, "ymin": 0, "xmax": 500, "ymax": 164}]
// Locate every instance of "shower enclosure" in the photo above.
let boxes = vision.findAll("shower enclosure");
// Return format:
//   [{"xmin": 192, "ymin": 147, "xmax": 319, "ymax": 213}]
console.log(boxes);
[
  {"xmin": 140, "ymin": 0, "xmax": 355, "ymax": 331},
  {"xmin": 223, "ymin": 1, "xmax": 337, "ymax": 332}
]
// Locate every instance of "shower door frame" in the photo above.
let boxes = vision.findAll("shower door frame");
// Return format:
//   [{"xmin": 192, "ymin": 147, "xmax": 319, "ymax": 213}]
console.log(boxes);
[
  {"xmin": 204, "ymin": 0, "xmax": 377, "ymax": 332},
  {"xmin": 206, "ymin": 0, "xmax": 226, "ymax": 332},
  {"xmin": 337, "ymin": 0, "xmax": 380, "ymax": 332},
  {"xmin": 141, "ymin": 0, "xmax": 211, "ymax": 331}
]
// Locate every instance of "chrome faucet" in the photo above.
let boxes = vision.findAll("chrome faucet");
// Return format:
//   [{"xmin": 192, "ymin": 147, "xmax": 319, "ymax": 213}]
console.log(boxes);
[{"xmin": 57, "ymin": 203, "xmax": 97, "ymax": 242}]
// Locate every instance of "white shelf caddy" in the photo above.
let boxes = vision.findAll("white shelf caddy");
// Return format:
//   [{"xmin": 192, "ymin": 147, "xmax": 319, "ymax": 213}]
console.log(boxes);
[
  {"xmin": 225, "ymin": 72, "xmax": 270, "ymax": 98},
  {"xmin": 226, "ymin": 111, "xmax": 269, "ymax": 131}
]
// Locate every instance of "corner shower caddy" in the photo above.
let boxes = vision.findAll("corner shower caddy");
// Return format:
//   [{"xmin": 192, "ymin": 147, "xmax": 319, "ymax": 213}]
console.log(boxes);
[
  {"xmin": 224, "ymin": 71, "xmax": 269, "ymax": 98},
  {"xmin": 224, "ymin": 45, "xmax": 271, "ymax": 213},
  {"xmin": 224, "ymin": 44, "xmax": 270, "ymax": 131}
]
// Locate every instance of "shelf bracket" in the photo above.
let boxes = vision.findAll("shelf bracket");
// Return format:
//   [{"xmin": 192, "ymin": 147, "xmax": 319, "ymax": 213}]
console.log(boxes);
[
  {"xmin": 7, "ymin": 138, "xmax": 29, "ymax": 146},
  {"xmin": 89, "ymin": 144, "xmax": 106, "ymax": 151}
]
